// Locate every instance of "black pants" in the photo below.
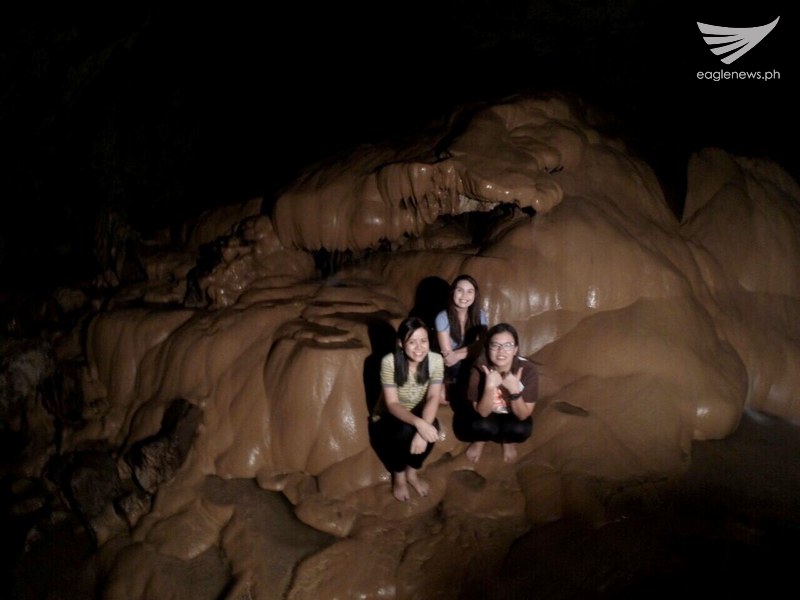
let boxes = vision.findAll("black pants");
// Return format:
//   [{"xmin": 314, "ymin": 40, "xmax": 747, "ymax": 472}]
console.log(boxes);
[
  {"xmin": 369, "ymin": 413, "xmax": 439, "ymax": 473},
  {"xmin": 453, "ymin": 409, "xmax": 532, "ymax": 444}
]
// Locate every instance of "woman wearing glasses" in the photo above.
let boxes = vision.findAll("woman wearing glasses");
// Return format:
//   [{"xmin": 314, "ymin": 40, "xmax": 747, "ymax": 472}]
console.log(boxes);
[{"xmin": 455, "ymin": 323, "xmax": 538, "ymax": 464}]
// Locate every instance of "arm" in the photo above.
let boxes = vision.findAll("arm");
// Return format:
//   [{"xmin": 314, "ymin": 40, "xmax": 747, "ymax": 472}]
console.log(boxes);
[
  {"xmin": 437, "ymin": 328, "xmax": 453, "ymax": 356},
  {"xmin": 409, "ymin": 380, "xmax": 443, "ymax": 453},
  {"xmin": 421, "ymin": 381, "xmax": 442, "ymax": 423},
  {"xmin": 436, "ymin": 312, "xmax": 467, "ymax": 368},
  {"xmin": 384, "ymin": 386, "xmax": 439, "ymax": 443},
  {"xmin": 438, "ymin": 328, "xmax": 468, "ymax": 368},
  {"xmin": 504, "ymin": 363, "xmax": 537, "ymax": 420},
  {"xmin": 473, "ymin": 365, "xmax": 504, "ymax": 418}
]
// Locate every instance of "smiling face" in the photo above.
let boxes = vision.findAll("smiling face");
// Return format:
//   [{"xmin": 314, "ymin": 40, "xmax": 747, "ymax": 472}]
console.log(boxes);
[
  {"xmin": 72, "ymin": 90, "xmax": 800, "ymax": 600},
  {"xmin": 402, "ymin": 327, "xmax": 430, "ymax": 366},
  {"xmin": 487, "ymin": 331, "xmax": 518, "ymax": 372},
  {"xmin": 452, "ymin": 279, "xmax": 476, "ymax": 311}
]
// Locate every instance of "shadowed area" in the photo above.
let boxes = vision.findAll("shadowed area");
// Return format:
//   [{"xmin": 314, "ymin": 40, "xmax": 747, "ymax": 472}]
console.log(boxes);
[{"xmin": 2, "ymin": 90, "xmax": 799, "ymax": 598}]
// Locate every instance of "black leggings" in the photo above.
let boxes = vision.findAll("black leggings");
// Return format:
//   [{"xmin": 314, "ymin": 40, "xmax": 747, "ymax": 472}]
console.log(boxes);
[
  {"xmin": 453, "ymin": 409, "xmax": 532, "ymax": 444},
  {"xmin": 369, "ymin": 414, "xmax": 439, "ymax": 473}
]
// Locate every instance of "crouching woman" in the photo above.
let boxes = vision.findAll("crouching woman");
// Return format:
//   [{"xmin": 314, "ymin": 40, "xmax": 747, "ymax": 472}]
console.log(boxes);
[
  {"xmin": 455, "ymin": 323, "xmax": 538, "ymax": 464},
  {"xmin": 369, "ymin": 317, "xmax": 444, "ymax": 501}
]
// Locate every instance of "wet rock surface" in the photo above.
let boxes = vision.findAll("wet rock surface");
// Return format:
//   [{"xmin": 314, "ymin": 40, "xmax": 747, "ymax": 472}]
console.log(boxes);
[
  {"xmin": 2, "ymin": 410, "xmax": 798, "ymax": 599},
  {"xmin": 1, "ymin": 92, "xmax": 799, "ymax": 598}
]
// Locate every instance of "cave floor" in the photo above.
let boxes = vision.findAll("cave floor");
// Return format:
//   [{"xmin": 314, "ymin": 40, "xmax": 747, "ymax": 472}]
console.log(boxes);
[
  {"xmin": 486, "ymin": 408, "xmax": 800, "ymax": 598},
  {"xmin": 3, "ymin": 409, "xmax": 800, "ymax": 599}
]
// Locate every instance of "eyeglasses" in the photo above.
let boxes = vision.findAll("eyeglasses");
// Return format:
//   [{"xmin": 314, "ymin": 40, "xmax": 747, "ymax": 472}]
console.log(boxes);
[{"xmin": 488, "ymin": 342, "xmax": 516, "ymax": 351}]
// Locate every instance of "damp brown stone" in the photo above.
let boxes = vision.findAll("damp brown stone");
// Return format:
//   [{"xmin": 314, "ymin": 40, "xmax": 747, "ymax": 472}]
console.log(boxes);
[{"xmin": 12, "ymin": 93, "xmax": 800, "ymax": 599}]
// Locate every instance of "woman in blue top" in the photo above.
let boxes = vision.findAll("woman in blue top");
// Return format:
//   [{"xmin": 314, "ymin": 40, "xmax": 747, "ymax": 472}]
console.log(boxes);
[
  {"xmin": 369, "ymin": 317, "xmax": 444, "ymax": 501},
  {"xmin": 435, "ymin": 274, "xmax": 488, "ymax": 397}
]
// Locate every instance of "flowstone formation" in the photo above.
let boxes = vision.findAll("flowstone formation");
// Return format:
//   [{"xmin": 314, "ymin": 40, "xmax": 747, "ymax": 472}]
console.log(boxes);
[{"xmin": 6, "ymin": 93, "xmax": 800, "ymax": 599}]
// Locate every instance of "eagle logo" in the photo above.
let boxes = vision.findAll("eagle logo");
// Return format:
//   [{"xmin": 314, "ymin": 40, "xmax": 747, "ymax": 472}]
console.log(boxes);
[{"xmin": 697, "ymin": 16, "xmax": 780, "ymax": 64}]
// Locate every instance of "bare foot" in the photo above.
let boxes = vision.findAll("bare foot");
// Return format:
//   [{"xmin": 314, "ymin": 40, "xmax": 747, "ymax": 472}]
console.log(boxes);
[
  {"xmin": 406, "ymin": 468, "xmax": 430, "ymax": 497},
  {"xmin": 392, "ymin": 472, "xmax": 410, "ymax": 501},
  {"xmin": 465, "ymin": 441, "xmax": 485, "ymax": 464},
  {"xmin": 502, "ymin": 443, "xmax": 518, "ymax": 463}
]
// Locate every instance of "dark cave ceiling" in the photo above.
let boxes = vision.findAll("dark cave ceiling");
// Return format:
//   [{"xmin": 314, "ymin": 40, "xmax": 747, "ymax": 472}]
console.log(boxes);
[{"xmin": 0, "ymin": 1, "xmax": 795, "ymax": 289}]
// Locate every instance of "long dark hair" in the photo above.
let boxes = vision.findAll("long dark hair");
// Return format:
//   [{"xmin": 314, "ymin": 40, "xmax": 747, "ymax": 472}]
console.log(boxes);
[
  {"xmin": 394, "ymin": 317, "xmax": 431, "ymax": 385},
  {"xmin": 446, "ymin": 274, "xmax": 484, "ymax": 346}
]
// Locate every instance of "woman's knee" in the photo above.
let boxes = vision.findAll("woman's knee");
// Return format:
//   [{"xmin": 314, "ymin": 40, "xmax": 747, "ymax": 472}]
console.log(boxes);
[
  {"xmin": 503, "ymin": 418, "xmax": 533, "ymax": 443},
  {"xmin": 454, "ymin": 413, "xmax": 500, "ymax": 441}
]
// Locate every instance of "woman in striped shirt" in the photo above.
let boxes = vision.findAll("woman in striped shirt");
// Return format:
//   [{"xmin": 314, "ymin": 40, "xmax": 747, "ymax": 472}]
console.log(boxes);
[{"xmin": 369, "ymin": 317, "xmax": 444, "ymax": 501}]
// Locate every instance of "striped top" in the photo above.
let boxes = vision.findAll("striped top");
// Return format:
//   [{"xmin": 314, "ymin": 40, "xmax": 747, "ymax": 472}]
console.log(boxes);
[{"xmin": 372, "ymin": 351, "xmax": 444, "ymax": 420}]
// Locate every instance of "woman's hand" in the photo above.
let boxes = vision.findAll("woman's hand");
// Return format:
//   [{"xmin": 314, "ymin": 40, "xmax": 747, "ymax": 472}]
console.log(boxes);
[
  {"xmin": 501, "ymin": 368, "xmax": 524, "ymax": 395},
  {"xmin": 443, "ymin": 347, "xmax": 465, "ymax": 367},
  {"xmin": 480, "ymin": 364, "xmax": 504, "ymax": 389},
  {"xmin": 410, "ymin": 432, "xmax": 428, "ymax": 454},
  {"xmin": 416, "ymin": 419, "xmax": 439, "ymax": 443}
]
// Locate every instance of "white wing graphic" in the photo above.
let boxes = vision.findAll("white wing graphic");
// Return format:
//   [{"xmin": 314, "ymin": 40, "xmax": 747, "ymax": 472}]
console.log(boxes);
[{"xmin": 697, "ymin": 16, "xmax": 780, "ymax": 64}]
